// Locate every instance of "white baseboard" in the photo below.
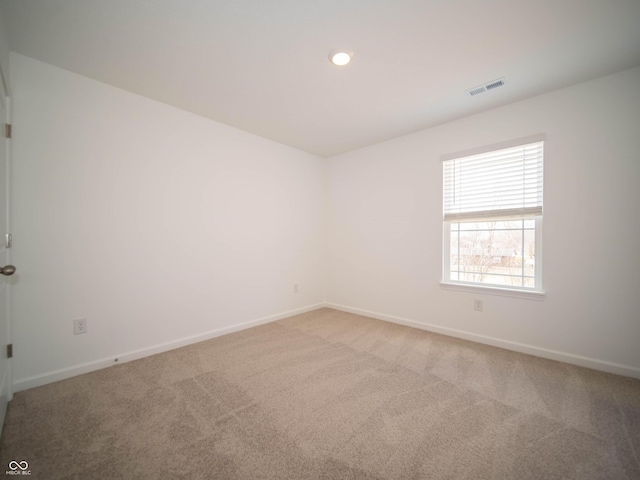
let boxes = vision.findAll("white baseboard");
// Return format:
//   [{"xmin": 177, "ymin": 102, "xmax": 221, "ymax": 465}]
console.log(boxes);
[
  {"xmin": 326, "ymin": 302, "xmax": 640, "ymax": 379},
  {"xmin": 13, "ymin": 303, "xmax": 326, "ymax": 392},
  {"xmin": 14, "ymin": 301, "xmax": 639, "ymax": 392}
]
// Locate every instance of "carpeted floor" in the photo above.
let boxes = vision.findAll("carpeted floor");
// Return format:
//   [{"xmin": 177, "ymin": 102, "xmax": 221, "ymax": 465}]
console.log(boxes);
[{"xmin": 1, "ymin": 307, "xmax": 639, "ymax": 479}]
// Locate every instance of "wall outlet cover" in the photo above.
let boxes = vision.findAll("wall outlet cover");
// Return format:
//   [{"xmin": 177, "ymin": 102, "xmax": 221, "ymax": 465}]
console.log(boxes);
[{"xmin": 74, "ymin": 318, "xmax": 88, "ymax": 335}]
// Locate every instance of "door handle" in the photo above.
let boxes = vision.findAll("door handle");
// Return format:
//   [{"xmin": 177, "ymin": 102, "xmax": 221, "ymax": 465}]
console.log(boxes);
[{"xmin": 0, "ymin": 265, "xmax": 16, "ymax": 276}]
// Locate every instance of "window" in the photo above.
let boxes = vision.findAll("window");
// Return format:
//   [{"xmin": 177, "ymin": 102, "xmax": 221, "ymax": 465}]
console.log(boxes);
[{"xmin": 442, "ymin": 136, "xmax": 544, "ymax": 292}]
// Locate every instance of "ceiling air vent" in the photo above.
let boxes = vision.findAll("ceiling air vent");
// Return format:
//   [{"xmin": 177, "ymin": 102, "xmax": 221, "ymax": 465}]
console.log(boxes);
[
  {"xmin": 468, "ymin": 86, "xmax": 486, "ymax": 96},
  {"xmin": 466, "ymin": 77, "xmax": 506, "ymax": 97},
  {"xmin": 485, "ymin": 78, "xmax": 505, "ymax": 90}
]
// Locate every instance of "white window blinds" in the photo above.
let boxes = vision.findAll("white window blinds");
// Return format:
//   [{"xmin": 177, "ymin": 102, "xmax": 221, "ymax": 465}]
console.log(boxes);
[{"xmin": 443, "ymin": 140, "xmax": 544, "ymax": 222}]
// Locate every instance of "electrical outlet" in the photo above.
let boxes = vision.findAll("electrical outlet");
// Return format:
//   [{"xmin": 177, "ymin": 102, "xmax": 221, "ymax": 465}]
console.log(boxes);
[
  {"xmin": 474, "ymin": 300, "xmax": 483, "ymax": 312},
  {"xmin": 293, "ymin": 283, "xmax": 299, "ymax": 293},
  {"xmin": 74, "ymin": 318, "xmax": 88, "ymax": 335}
]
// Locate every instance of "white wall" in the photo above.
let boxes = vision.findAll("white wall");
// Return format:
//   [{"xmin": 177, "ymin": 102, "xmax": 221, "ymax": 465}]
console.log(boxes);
[
  {"xmin": 8, "ymin": 51, "xmax": 640, "ymax": 388},
  {"xmin": 326, "ymin": 66, "xmax": 640, "ymax": 376},
  {"xmin": 10, "ymin": 53, "xmax": 326, "ymax": 388}
]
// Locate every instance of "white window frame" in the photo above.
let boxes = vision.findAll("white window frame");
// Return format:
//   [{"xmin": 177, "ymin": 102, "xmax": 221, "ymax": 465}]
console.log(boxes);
[{"xmin": 441, "ymin": 135, "xmax": 545, "ymax": 297}]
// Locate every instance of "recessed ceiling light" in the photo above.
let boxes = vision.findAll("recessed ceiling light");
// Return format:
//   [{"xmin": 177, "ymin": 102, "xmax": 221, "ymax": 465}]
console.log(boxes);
[{"xmin": 329, "ymin": 50, "xmax": 352, "ymax": 66}]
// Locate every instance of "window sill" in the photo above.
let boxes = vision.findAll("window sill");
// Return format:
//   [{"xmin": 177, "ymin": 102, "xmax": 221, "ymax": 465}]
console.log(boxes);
[{"xmin": 440, "ymin": 282, "xmax": 546, "ymax": 301}]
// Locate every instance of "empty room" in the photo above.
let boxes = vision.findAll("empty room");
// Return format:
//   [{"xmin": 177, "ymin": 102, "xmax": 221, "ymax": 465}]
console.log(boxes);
[{"xmin": 0, "ymin": 0, "xmax": 639, "ymax": 478}]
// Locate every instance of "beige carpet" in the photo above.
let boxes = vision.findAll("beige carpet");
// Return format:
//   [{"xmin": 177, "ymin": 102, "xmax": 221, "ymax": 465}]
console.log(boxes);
[{"xmin": 1, "ymin": 308, "xmax": 639, "ymax": 479}]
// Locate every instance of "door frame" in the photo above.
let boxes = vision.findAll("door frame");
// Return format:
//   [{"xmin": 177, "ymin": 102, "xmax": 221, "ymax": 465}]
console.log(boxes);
[{"xmin": 0, "ymin": 59, "xmax": 13, "ymax": 434}]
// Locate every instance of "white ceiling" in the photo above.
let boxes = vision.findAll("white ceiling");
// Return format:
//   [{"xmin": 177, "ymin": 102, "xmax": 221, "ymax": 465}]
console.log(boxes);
[{"xmin": 1, "ymin": 0, "xmax": 640, "ymax": 157}]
